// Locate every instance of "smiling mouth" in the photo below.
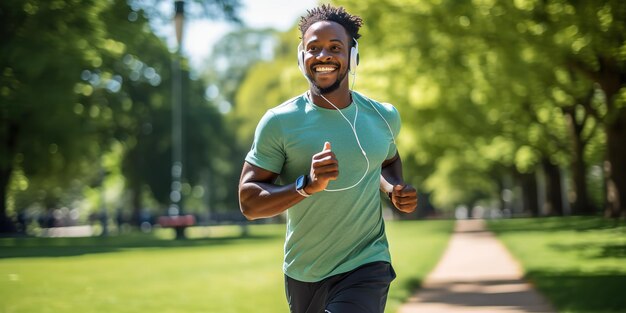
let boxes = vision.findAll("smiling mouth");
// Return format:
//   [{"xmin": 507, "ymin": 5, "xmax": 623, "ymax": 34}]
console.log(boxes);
[{"xmin": 313, "ymin": 64, "xmax": 338, "ymax": 73}]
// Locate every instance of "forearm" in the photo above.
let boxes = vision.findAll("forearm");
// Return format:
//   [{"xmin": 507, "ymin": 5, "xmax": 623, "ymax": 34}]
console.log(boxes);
[
  {"xmin": 380, "ymin": 153, "xmax": 417, "ymax": 213},
  {"xmin": 239, "ymin": 181, "xmax": 304, "ymax": 220},
  {"xmin": 380, "ymin": 153, "xmax": 404, "ymax": 193}
]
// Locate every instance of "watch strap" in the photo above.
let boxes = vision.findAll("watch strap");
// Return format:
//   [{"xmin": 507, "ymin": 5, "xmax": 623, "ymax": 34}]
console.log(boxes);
[{"xmin": 296, "ymin": 188, "xmax": 311, "ymax": 198}]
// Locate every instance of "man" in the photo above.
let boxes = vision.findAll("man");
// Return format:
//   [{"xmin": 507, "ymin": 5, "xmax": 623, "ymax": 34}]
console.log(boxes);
[{"xmin": 238, "ymin": 4, "xmax": 417, "ymax": 313}]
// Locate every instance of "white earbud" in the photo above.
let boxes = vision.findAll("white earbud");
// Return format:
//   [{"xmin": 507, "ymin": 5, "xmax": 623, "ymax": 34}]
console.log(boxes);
[{"xmin": 349, "ymin": 40, "xmax": 359, "ymax": 75}]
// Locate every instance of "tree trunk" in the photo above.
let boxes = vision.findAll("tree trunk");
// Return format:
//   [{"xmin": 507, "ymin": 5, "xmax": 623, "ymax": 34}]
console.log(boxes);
[
  {"xmin": 496, "ymin": 178, "xmax": 506, "ymax": 215},
  {"xmin": 571, "ymin": 152, "xmax": 592, "ymax": 215},
  {"xmin": 594, "ymin": 56, "xmax": 626, "ymax": 217},
  {"xmin": 0, "ymin": 121, "xmax": 18, "ymax": 233},
  {"xmin": 130, "ymin": 182, "xmax": 143, "ymax": 227},
  {"xmin": 0, "ymin": 165, "xmax": 16, "ymax": 233},
  {"xmin": 518, "ymin": 171, "xmax": 539, "ymax": 217},
  {"xmin": 542, "ymin": 159, "xmax": 564, "ymax": 216},
  {"xmin": 605, "ymin": 108, "xmax": 626, "ymax": 217},
  {"xmin": 565, "ymin": 108, "xmax": 593, "ymax": 215}
]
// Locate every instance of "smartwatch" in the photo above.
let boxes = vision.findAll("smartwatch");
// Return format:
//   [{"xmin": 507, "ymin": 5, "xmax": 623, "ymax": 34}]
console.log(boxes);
[{"xmin": 295, "ymin": 175, "xmax": 311, "ymax": 197}]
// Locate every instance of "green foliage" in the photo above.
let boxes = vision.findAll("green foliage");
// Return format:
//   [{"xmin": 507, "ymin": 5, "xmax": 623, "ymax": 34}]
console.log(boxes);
[
  {"xmin": 232, "ymin": 28, "xmax": 308, "ymax": 148},
  {"xmin": 489, "ymin": 217, "xmax": 626, "ymax": 312},
  {"xmin": 89, "ymin": 0, "xmax": 176, "ymax": 211},
  {"xmin": 204, "ymin": 27, "xmax": 279, "ymax": 111},
  {"xmin": 1, "ymin": 0, "xmax": 245, "ymax": 232},
  {"xmin": 325, "ymin": 0, "xmax": 625, "ymax": 213},
  {"xmin": 1, "ymin": 0, "xmax": 112, "ymax": 230},
  {"xmin": 203, "ymin": 29, "xmax": 277, "ymax": 193},
  {"xmin": 87, "ymin": 0, "xmax": 241, "ymax": 218},
  {"xmin": 130, "ymin": 0, "xmax": 242, "ymax": 26},
  {"xmin": 203, "ymin": 28, "xmax": 284, "ymax": 210},
  {"xmin": 4, "ymin": 0, "xmax": 625, "ymax": 231}
]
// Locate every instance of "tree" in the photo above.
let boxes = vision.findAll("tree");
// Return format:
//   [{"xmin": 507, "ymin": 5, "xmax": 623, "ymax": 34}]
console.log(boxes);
[
  {"xmin": 0, "ymin": 0, "xmax": 111, "ymax": 232},
  {"xmin": 333, "ymin": 0, "xmax": 621, "ymax": 216},
  {"xmin": 1, "ymin": 0, "xmax": 243, "ymax": 233},
  {"xmin": 233, "ymin": 29, "xmax": 307, "ymax": 149},
  {"xmin": 87, "ymin": 0, "xmax": 240, "ymax": 225}
]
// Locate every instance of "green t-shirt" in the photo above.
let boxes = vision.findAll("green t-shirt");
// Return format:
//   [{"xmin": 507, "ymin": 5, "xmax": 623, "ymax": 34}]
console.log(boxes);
[{"xmin": 245, "ymin": 91, "xmax": 401, "ymax": 282}]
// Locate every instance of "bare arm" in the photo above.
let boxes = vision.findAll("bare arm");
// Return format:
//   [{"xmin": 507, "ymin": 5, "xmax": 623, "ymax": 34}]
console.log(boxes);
[
  {"xmin": 238, "ymin": 142, "xmax": 339, "ymax": 220},
  {"xmin": 381, "ymin": 152, "xmax": 417, "ymax": 213},
  {"xmin": 238, "ymin": 162, "xmax": 304, "ymax": 220}
]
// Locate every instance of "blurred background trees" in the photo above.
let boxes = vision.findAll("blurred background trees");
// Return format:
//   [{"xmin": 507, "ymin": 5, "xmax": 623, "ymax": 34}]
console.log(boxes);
[
  {"xmin": 1, "ymin": 0, "xmax": 111, "ymax": 232},
  {"xmin": 1, "ymin": 0, "xmax": 624, "ymax": 234},
  {"xmin": 1, "ymin": 0, "xmax": 241, "ymax": 233},
  {"xmin": 331, "ymin": 0, "xmax": 624, "ymax": 217}
]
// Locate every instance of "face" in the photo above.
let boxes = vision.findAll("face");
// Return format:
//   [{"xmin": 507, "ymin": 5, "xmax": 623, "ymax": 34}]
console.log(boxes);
[{"xmin": 301, "ymin": 21, "xmax": 351, "ymax": 94}]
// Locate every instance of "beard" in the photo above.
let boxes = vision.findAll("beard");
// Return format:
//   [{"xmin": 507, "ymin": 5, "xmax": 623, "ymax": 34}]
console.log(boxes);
[{"xmin": 308, "ymin": 67, "xmax": 349, "ymax": 95}]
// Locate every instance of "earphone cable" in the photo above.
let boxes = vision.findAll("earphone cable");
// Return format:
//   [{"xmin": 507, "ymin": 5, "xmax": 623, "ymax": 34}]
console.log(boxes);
[
  {"xmin": 353, "ymin": 91, "xmax": 397, "ymax": 146},
  {"xmin": 316, "ymin": 92, "xmax": 370, "ymax": 192}
]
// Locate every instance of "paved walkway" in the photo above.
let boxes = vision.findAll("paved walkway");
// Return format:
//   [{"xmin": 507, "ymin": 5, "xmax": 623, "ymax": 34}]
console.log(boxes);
[{"xmin": 399, "ymin": 219, "xmax": 556, "ymax": 313}]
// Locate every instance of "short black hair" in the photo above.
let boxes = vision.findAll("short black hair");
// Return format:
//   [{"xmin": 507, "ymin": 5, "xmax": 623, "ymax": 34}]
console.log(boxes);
[{"xmin": 298, "ymin": 4, "xmax": 363, "ymax": 44}]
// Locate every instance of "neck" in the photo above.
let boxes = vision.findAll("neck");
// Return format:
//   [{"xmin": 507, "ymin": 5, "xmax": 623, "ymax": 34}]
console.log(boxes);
[{"xmin": 309, "ymin": 85, "xmax": 352, "ymax": 109}]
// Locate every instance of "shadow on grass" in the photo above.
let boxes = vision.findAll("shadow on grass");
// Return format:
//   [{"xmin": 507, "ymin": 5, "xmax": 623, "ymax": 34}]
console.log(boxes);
[
  {"xmin": 596, "ymin": 243, "xmax": 626, "ymax": 258},
  {"xmin": 527, "ymin": 270, "xmax": 626, "ymax": 313},
  {"xmin": 388, "ymin": 277, "xmax": 423, "ymax": 309},
  {"xmin": 547, "ymin": 242, "xmax": 626, "ymax": 259},
  {"xmin": 0, "ymin": 233, "xmax": 282, "ymax": 259},
  {"xmin": 401, "ymin": 277, "xmax": 423, "ymax": 292}
]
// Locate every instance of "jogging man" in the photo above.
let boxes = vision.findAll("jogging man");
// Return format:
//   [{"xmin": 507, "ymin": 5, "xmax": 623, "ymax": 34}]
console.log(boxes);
[{"xmin": 238, "ymin": 4, "xmax": 417, "ymax": 313}]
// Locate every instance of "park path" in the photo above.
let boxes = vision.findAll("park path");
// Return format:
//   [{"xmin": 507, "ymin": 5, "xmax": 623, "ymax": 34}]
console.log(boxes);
[{"xmin": 398, "ymin": 219, "xmax": 556, "ymax": 313}]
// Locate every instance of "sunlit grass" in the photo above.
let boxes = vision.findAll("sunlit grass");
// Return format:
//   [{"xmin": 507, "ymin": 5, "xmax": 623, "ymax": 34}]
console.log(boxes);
[
  {"xmin": 488, "ymin": 217, "xmax": 626, "ymax": 313},
  {"xmin": 1, "ymin": 224, "xmax": 286, "ymax": 313},
  {"xmin": 0, "ymin": 220, "xmax": 454, "ymax": 313}
]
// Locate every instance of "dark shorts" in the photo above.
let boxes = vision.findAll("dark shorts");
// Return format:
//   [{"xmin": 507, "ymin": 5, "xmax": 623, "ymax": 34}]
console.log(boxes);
[{"xmin": 284, "ymin": 261, "xmax": 396, "ymax": 313}]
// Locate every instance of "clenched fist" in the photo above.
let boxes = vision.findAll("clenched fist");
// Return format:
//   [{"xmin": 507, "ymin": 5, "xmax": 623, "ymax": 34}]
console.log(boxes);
[
  {"xmin": 390, "ymin": 184, "xmax": 417, "ymax": 213},
  {"xmin": 306, "ymin": 142, "xmax": 339, "ymax": 194}
]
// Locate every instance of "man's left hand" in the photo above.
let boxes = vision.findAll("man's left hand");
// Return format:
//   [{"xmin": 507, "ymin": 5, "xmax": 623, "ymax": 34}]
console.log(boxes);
[{"xmin": 390, "ymin": 184, "xmax": 417, "ymax": 213}]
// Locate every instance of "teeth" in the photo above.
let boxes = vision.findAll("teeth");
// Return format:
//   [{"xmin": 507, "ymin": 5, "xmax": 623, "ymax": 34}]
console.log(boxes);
[{"xmin": 315, "ymin": 66, "xmax": 336, "ymax": 72}]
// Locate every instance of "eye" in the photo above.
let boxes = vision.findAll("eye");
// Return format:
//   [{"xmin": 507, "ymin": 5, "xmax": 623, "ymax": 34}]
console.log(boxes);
[{"xmin": 331, "ymin": 45, "xmax": 342, "ymax": 52}]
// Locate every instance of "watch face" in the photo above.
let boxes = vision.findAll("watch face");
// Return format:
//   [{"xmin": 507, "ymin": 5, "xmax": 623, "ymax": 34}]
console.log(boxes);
[{"xmin": 296, "ymin": 175, "xmax": 306, "ymax": 190}]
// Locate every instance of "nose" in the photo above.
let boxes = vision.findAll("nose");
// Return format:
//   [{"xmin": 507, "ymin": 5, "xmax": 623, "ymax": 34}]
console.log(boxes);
[{"xmin": 316, "ymin": 48, "xmax": 333, "ymax": 62}]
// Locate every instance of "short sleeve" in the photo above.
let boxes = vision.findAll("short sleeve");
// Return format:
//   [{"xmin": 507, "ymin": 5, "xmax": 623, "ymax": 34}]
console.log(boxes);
[
  {"xmin": 245, "ymin": 110, "xmax": 285, "ymax": 174},
  {"xmin": 382, "ymin": 103, "xmax": 401, "ymax": 160}
]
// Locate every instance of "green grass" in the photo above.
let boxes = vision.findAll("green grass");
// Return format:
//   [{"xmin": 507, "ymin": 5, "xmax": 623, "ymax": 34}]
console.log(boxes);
[
  {"xmin": 0, "ymin": 220, "xmax": 453, "ymax": 313},
  {"xmin": 488, "ymin": 217, "xmax": 626, "ymax": 313}
]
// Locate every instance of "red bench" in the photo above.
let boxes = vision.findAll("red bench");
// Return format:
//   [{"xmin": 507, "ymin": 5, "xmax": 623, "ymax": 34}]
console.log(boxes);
[{"xmin": 158, "ymin": 214, "xmax": 196, "ymax": 228}]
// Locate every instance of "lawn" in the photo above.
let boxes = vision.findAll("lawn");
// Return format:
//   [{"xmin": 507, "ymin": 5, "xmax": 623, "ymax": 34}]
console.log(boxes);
[
  {"xmin": 488, "ymin": 217, "xmax": 626, "ymax": 313},
  {"xmin": 0, "ymin": 219, "xmax": 453, "ymax": 313}
]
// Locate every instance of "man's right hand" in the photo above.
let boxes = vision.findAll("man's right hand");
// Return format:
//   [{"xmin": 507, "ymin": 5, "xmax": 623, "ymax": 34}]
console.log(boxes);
[{"xmin": 306, "ymin": 141, "xmax": 339, "ymax": 194}]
